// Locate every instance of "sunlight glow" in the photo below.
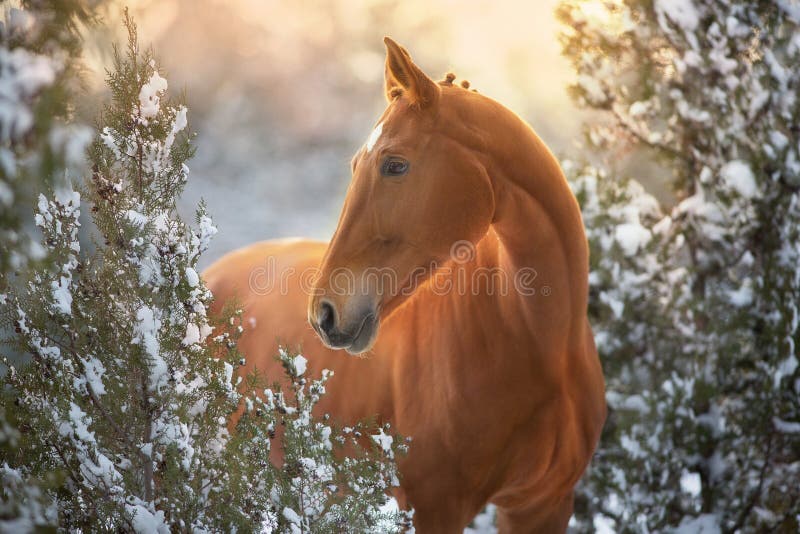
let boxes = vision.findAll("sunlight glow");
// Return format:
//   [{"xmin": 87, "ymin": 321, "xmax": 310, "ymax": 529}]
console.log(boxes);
[{"xmin": 99, "ymin": 0, "xmax": 584, "ymax": 149}]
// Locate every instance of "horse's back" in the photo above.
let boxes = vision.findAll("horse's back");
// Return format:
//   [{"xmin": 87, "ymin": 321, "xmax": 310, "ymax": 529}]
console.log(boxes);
[
  {"xmin": 203, "ymin": 237, "xmax": 327, "ymax": 375},
  {"xmin": 202, "ymin": 238, "xmax": 393, "ymax": 424},
  {"xmin": 204, "ymin": 238, "xmax": 327, "ymax": 316}
]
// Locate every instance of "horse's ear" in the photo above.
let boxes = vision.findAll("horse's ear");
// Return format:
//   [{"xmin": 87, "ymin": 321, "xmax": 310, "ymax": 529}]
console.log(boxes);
[{"xmin": 383, "ymin": 37, "xmax": 439, "ymax": 107}]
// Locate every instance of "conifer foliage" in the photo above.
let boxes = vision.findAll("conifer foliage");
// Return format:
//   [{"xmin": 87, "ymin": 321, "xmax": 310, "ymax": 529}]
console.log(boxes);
[
  {"xmin": 558, "ymin": 1, "xmax": 800, "ymax": 531},
  {"xmin": 257, "ymin": 351, "xmax": 412, "ymax": 533},
  {"xmin": 2, "ymin": 12, "xmax": 248, "ymax": 530},
  {"xmin": 0, "ymin": 0, "xmax": 97, "ymax": 277},
  {"xmin": 1, "ymin": 11, "xmax": 408, "ymax": 532},
  {"xmin": 0, "ymin": 1, "xmax": 102, "ymax": 529}
]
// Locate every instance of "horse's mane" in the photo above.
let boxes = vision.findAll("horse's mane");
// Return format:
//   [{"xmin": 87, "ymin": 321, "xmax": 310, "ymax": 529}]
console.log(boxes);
[
  {"xmin": 439, "ymin": 72, "xmax": 477, "ymax": 91},
  {"xmin": 389, "ymin": 72, "xmax": 477, "ymax": 101}
]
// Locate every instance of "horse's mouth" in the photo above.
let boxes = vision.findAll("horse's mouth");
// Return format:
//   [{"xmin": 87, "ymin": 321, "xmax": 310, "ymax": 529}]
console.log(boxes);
[
  {"xmin": 345, "ymin": 312, "xmax": 378, "ymax": 355},
  {"xmin": 312, "ymin": 309, "xmax": 378, "ymax": 355}
]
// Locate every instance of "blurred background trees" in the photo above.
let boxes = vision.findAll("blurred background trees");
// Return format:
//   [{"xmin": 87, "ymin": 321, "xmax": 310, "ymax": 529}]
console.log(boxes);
[
  {"xmin": 1, "ymin": 1, "xmax": 101, "ymax": 527},
  {"xmin": 0, "ymin": 0, "xmax": 97, "ymax": 280},
  {"xmin": 559, "ymin": 0, "xmax": 800, "ymax": 531}
]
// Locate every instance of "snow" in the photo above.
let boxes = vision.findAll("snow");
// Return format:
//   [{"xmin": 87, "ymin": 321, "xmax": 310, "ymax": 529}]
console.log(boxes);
[
  {"xmin": 676, "ymin": 98, "xmax": 711, "ymax": 123},
  {"xmin": 778, "ymin": 0, "xmax": 800, "ymax": 23},
  {"xmin": 81, "ymin": 356, "xmax": 107, "ymax": 396},
  {"xmin": 615, "ymin": 222, "xmax": 652, "ymax": 256},
  {"xmin": 58, "ymin": 402, "xmax": 96, "ymax": 445},
  {"xmin": 674, "ymin": 514, "xmax": 721, "ymax": 534},
  {"xmin": 682, "ymin": 50, "xmax": 702, "ymax": 69},
  {"xmin": 652, "ymin": 215, "xmax": 672, "ymax": 235},
  {"xmin": 577, "ymin": 74, "xmax": 606, "ymax": 105},
  {"xmin": 366, "ymin": 121, "xmax": 383, "ymax": 152},
  {"xmin": 748, "ymin": 80, "xmax": 770, "ymax": 119},
  {"xmin": 100, "ymin": 127, "xmax": 121, "ymax": 159},
  {"xmin": 196, "ymin": 215, "xmax": 218, "ymax": 254},
  {"xmin": 282, "ymin": 506, "xmax": 302, "ymax": 526},
  {"xmin": 464, "ymin": 505, "xmax": 497, "ymax": 533},
  {"xmin": 724, "ymin": 14, "xmax": 751, "ymax": 38},
  {"xmin": 600, "ymin": 292, "xmax": 624, "ymax": 319},
  {"xmin": 132, "ymin": 306, "xmax": 160, "ymax": 359},
  {"xmin": 292, "ymin": 354, "xmax": 307, "ymax": 376},
  {"xmin": 0, "ymin": 462, "xmax": 58, "ymax": 531},
  {"xmin": 727, "ymin": 280, "xmax": 753, "ymax": 307},
  {"xmin": 774, "ymin": 354, "xmax": 798, "ymax": 388},
  {"xmin": 126, "ymin": 503, "xmax": 169, "ymax": 533},
  {"xmin": 200, "ymin": 323, "xmax": 213, "ymax": 340},
  {"xmin": 593, "ymin": 514, "xmax": 616, "ymax": 534},
  {"xmin": 680, "ymin": 471, "xmax": 702, "ymax": 497},
  {"xmin": 655, "ymin": 0, "xmax": 700, "ymax": 32},
  {"xmin": 138, "ymin": 70, "xmax": 168, "ymax": 119},
  {"xmin": 223, "ymin": 361, "xmax": 234, "ymax": 385},
  {"xmin": 50, "ymin": 276, "xmax": 73, "ymax": 314},
  {"xmin": 769, "ymin": 130, "xmax": 789, "ymax": 151},
  {"xmin": 49, "ymin": 124, "xmax": 94, "ymax": 169},
  {"xmin": 773, "ymin": 416, "xmax": 800, "ymax": 434},
  {"xmin": 131, "ymin": 306, "xmax": 169, "ymax": 392},
  {"xmin": 620, "ymin": 434, "xmax": 645, "ymax": 459},
  {"xmin": 708, "ymin": 47, "xmax": 737, "ymax": 76},
  {"xmin": 126, "ymin": 209, "xmax": 149, "ymax": 228},
  {"xmin": 182, "ymin": 323, "xmax": 201, "ymax": 346},
  {"xmin": 720, "ymin": 160, "xmax": 758, "ymax": 198},
  {"xmin": 675, "ymin": 186, "xmax": 727, "ymax": 242},
  {"xmin": 33, "ymin": 188, "xmax": 82, "ymax": 314},
  {"xmin": 185, "ymin": 266, "xmax": 199, "ymax": 287},
  {"xmin": 6, "ymin": 7, "xmax": 35, "ymax": 34},
  {"xmin": 371, "ymin": 428, "xmax": 394, "ymax": 458},
  {"xmin": 0, "ymin": 180, "xmax": 12, "ymax": 207},
  {"xmin": 164, "ymin": 105, "xmax": 188, "ymax": 151},
  {"xmin": 607, "ymin": 392, "xmax": 650, "ymax": 414},
  {"xmin": 0, "ymin": 46, "xmax": 61, "ymax": 142},
  {"xmin": 629, "ymin": 100, "xmax": 649, "ymax": 117}
]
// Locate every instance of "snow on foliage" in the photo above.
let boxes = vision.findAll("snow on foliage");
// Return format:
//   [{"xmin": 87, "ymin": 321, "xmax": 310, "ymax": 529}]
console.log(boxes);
[
  {"xmin": 138, "ymin": 69, "xmax": 168, "ymax": 120},
  {"xmin": 1, "ymin": 11, "xmax": 411, "ymax": 532},
  {"xmin": 1, "ymin": 13, "xmax": 249, "ymax": 530},
  {"xmin": 254, "ymin": 351, "xmax": 413, "ymax": 533},
  {"xmin": 0, "ymin": 47, "xmax": 59, "ymax": 141},
  {"xmin": 0, "ymin": 5, "xmax": 90, "ymax": 274},
  {"xmin": 559, "ymin": 0, "xmax": 800, "ymax": 531}
]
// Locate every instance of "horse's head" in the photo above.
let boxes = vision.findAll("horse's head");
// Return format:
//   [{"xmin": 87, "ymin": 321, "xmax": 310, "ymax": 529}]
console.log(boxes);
[{"xmin": 309, "ymin": 37, "xmax": 495, "ymax": 354}]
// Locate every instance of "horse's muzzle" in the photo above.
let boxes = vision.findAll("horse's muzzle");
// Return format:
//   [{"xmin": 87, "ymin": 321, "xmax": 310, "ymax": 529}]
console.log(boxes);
[{"xmin": 309, "ymin": 298, "xmax": 379, "ymax": 355}]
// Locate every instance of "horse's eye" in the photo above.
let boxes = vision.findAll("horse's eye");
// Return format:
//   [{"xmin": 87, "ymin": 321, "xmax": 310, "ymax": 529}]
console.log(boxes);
[{"xmin": 381, "ymin": 157, "xmax": 410, "ymax": 177}]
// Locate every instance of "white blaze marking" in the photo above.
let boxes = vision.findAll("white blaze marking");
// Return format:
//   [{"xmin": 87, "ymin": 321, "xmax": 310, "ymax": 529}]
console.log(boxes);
[{"xmin": 366, "ymin": 122, "xmax": 383, "ymax": 152}]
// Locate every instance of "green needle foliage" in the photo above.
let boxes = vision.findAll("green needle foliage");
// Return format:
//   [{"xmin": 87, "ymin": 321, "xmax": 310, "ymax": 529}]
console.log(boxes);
[
  {"xmin": 558, "ymin": 1, "xmax": 800, "ymax": 531},
  {"xmin": 1, "ymin": 10, "xmax": 409, "ymax": 533}
]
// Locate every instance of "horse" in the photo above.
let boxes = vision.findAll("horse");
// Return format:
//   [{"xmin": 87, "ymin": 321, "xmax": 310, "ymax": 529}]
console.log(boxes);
[{"xmin": 203, "ymin": 37, "xmax": 606, "ymax": 533}]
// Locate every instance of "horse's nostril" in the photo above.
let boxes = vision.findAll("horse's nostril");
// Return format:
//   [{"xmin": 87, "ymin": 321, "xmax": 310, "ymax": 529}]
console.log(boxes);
[{"xmin": 318, "ymin": 300, "xmax": 336, "ymax": 335}]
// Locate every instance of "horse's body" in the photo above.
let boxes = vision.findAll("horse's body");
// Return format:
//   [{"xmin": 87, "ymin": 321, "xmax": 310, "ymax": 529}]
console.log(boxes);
[{"xmin": 204, "ymin": 38, "xmax": 605, "ymax": 532}]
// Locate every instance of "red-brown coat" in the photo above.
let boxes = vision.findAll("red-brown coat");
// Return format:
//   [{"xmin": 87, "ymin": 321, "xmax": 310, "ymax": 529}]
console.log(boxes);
[{"xmin": 204, "ymin": 38, "xmax": 606, "ymax": 533}]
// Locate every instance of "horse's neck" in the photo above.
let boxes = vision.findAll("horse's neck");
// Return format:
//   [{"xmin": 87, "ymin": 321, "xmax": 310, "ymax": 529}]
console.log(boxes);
[
  {"xmin": 404, "ymin": 115, "xmax": 589, "ymax": 378},
  {"xmin": 489, "ymin": 127, "xmax": 589, "ymax": 324}
]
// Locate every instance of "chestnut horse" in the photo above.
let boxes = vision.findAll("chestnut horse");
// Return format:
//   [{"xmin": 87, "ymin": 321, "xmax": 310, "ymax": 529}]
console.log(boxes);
[{"xmin": 204, "ymin": 38, "xmax": 605, "ymax": 532}]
